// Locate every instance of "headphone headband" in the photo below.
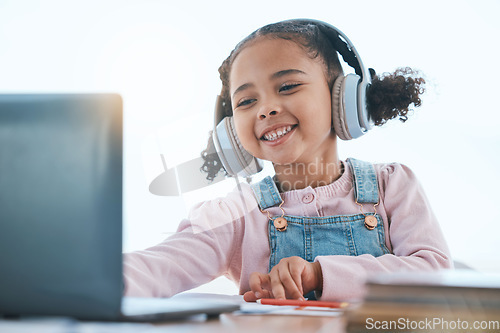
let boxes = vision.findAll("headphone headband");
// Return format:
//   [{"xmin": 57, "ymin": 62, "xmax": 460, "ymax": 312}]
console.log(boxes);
[
  {"xmin": 283, "ymin": 19, "xmax": 372, "ymax": 133},
  {"xmin": 290, "ymin": 19, "xmax": 370, "ymax": 84}
]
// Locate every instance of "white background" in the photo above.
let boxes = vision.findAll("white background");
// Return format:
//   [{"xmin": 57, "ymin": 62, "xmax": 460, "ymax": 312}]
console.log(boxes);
[{"xmin": 1, "ymin": 0, "xmax": 499, "ymax": 294}]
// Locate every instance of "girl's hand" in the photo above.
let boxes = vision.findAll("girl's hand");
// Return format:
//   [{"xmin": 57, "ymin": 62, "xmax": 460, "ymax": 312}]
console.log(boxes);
[{"xmin": 243, "ymin": 256, "xmax": 323, "ymax": 302}]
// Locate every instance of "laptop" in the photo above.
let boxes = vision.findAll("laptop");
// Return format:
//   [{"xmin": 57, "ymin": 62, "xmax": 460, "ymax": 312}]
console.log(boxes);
[{"xmin": 0, "ymin": 94, "xmax": 240, "ymax": 321}]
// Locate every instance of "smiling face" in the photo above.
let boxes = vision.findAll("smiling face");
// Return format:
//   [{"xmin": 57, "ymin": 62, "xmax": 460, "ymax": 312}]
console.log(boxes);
[{"xmin": 229, "ymin": 37, "xmax": 337, "ymax": 167}]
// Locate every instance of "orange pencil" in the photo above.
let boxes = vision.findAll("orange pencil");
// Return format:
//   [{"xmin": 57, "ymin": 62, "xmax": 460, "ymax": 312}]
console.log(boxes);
[{"xmin": 256, "ymin": 298, "xmax": 348, "ymax": 308}]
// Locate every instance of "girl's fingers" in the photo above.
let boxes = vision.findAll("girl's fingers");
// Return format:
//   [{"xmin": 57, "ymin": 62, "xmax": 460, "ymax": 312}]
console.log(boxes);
[
  {"xmin": 243, "ymin": 288, "xmax": 273, "ymax": 302},
  {"xmin": 270, "ymin": 264, "xmax": 303, "ymax": 300},
  {"xmin": 269, "ymin": 268, "xmax": 287, "ymax": 300},
  {"xmin": 243, "ymin": 290, "xmax": 260, "ymax": 302},
  {"xmin": 245, "ymin": 257, "xmax": 316, "ymax": 302},
  {"xmin": 246, "ymin": 272, "xmax": 272, "ymax": 301},
  {"xmin": 288, "ymin": 260, "xmax": 305, "ymax": 298}
]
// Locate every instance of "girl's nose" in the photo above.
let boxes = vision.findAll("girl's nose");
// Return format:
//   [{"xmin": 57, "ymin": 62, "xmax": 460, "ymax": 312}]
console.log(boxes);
[
  {"xmin": 259, "ymin": 110, "xmax": 278, "ymax": 120},
  {"xmin": 258, "ymin": 104, "xmax": 280, "ymax": 120}
]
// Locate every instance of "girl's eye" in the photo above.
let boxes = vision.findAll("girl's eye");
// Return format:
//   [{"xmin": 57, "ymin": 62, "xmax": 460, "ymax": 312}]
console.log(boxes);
[
  {"xmin": 279, "ymin": 83, "xmax": 301, "ymax": 93},
  {"xmin": 236, "ymin": 98, "xmax": 256, "ymax": 108}
]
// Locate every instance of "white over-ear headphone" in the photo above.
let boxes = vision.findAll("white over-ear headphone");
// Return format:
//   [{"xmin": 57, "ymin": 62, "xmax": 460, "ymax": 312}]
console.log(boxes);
[{"xmin": 212, "ymin": 19, "xmax": 373, "ymax": 178}]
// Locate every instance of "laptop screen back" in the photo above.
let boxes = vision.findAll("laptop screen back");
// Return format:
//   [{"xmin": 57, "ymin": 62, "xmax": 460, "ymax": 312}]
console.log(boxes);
[{"xmin": 0, "ymin": 94, "xmax": 123, "ymax": 320}]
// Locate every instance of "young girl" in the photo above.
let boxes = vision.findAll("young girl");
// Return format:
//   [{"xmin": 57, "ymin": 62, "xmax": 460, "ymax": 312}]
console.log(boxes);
[{"xmin": 123, "ymin": 19, "xmax": 452, "ymax": 302}]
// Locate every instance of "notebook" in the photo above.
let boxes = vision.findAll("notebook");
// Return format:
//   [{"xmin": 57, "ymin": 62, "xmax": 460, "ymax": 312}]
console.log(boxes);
[
  {"xmin": 363, "ymin": 269, "xmax": 500, "ymax": 307},
  {"xmin": 346, "ymin": 270, "xmax": 500, "ymax": 331},
  {"xmin": 0, "ymin": 94, "xmax": 239, "ymax": 321}
]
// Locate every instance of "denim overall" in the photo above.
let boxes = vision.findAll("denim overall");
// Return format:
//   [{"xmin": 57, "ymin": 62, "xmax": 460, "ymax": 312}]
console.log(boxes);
[{"xmin": 251, "ymin": 158, "xmax": 390, "ymax": 298}]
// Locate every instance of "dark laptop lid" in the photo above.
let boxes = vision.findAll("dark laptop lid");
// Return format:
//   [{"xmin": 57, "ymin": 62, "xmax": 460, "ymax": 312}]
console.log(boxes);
[{"xmin": 0, "ymin": 94, "xmax": 123, "ymax": 320}]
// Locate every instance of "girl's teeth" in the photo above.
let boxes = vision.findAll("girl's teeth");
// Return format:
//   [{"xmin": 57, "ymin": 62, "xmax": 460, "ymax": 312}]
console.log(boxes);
[{"xmin": 264, "ymin": 126, "xmax": 293, "ymax": 141}]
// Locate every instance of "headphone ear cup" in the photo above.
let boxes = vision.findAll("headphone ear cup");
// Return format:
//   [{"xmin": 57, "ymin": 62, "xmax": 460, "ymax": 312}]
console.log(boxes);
[
  {"xmin": 332, "ymin": 74, "xmax": 367, "ymax": 140},
  {"xmin": 213, "ymin": 116, "xmax": 262, "ymax": 177},
  {"xmin": 226, "ymin": 117, "xmax": 261, "ymax": 176},
  {"xmin": 331, "ymin": 75, "xmax": 352, "ymax": 140}
]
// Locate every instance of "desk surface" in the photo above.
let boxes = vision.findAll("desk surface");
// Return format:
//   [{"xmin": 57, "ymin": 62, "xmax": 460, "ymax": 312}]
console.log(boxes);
[
  {"xmin": 0, "ymin": 314, "xmax": 347, "ymax": 333},
  {"xmin": 155, "ymin": 313, "xmax": 346, "ymax": 332}
]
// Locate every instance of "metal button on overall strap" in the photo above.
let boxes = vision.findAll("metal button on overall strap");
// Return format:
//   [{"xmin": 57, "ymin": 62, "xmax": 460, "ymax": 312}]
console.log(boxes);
[
  {"xmin": 346, "ymin": 158, "xmax": 380, "ymax": 230},
  {"xmin": 251, "ymin": 176, "xmax": 288, "ymax": 231}
]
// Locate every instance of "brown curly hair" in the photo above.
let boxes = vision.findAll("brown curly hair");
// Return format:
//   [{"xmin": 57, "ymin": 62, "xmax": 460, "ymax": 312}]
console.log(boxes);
[
  {"xmin": 201, "ymin": 20, "xmax": 425, "ymax": 181},
  {"xmin": 367, "ymin": 67, "xmax": 425, "ymax": 125}
]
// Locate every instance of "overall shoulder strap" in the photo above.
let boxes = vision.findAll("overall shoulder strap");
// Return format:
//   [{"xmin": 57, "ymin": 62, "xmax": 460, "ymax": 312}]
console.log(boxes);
[
  {"xmin": 250, "ymin": 176, "xmax": 283, "ymax": 210},
  {"xmin": 346, "ymin": 158, "xmax": 379, "ymax": 204}
]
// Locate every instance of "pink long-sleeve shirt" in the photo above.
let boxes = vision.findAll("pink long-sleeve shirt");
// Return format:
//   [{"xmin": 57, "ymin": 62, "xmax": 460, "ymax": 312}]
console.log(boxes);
[{"xmin": 123, "ymin": 161, "xmax": 452, "ymax": 301}]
